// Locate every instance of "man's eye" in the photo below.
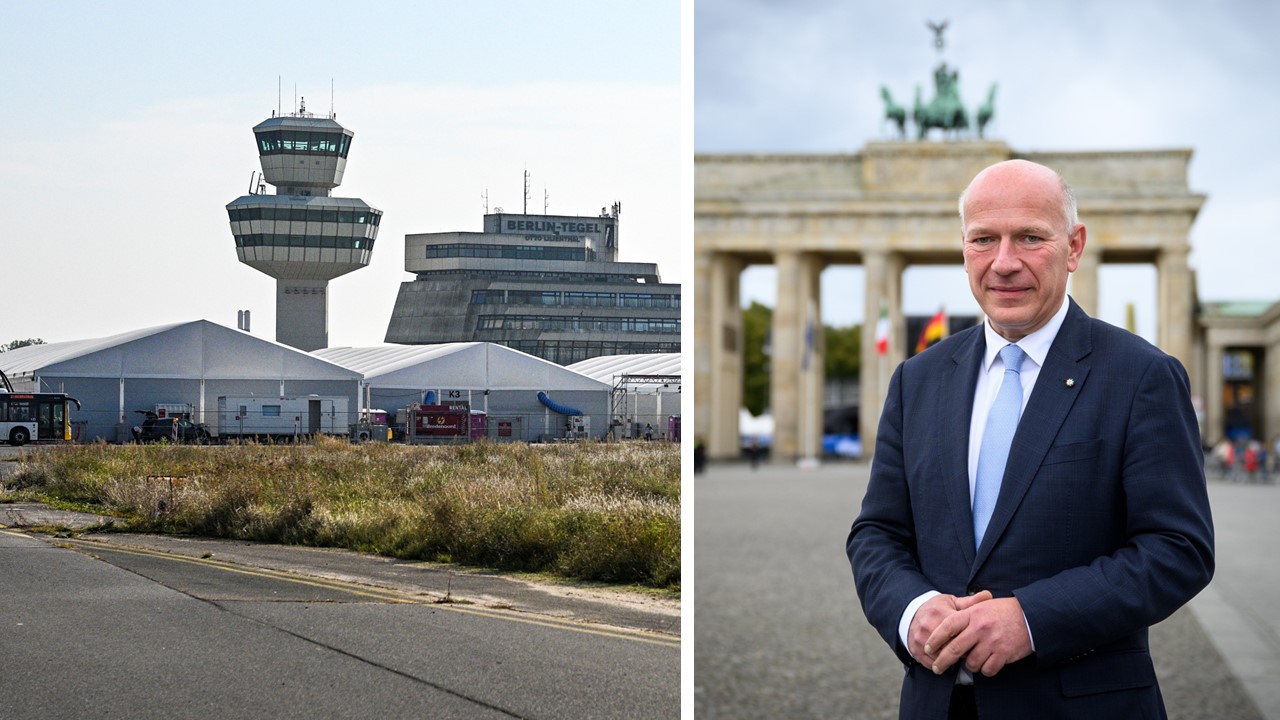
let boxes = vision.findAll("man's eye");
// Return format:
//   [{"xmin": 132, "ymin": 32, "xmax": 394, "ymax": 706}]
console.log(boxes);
[
  {"xmin": 1022, "ymin": 235, "xmax": 1044, "ymax": 244},
  {"xmin": 968, "ymin": 237, "xmax": 994, "ymax": 246}
]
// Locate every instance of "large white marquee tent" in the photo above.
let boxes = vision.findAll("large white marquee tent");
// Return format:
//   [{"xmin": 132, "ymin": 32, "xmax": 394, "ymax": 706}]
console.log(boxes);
[
  {"xmin": 0, "ymin": 320, "xmax": 361, "ymax": 442},
  {"xmin": 313, "ymin": 343, "xmax": 611, "ymax": 441}
]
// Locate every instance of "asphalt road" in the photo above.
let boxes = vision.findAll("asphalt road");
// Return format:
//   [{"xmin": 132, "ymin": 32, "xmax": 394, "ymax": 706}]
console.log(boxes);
[
  {"xmin": 695, "ymin": 460, "xmax": 1268, "ymax": 720},
  {"xmin": 0, "ymin": 522, "xmax": 678, "ymax": 719}
]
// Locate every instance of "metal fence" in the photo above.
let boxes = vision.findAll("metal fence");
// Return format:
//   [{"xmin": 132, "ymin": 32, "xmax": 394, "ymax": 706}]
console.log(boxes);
[{"xmin": 59, "ymin": 408, "xmax": 679, "ymax": 445}]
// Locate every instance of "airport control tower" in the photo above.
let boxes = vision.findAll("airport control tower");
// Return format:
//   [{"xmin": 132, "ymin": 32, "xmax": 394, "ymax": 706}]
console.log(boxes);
[{"xmin": 226, "ymin": 99, "xmax": 382, "ymax": 351}]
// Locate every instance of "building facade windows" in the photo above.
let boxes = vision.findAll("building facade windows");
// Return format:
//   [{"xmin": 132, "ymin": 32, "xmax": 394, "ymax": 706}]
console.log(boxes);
[
  {"xmin": 468, "ymin": 289, "xmax": 679, "ymax": 309},
  {"xmin": 619, "ymin": 292, "xmax": 679, "ymax": 309},
  {"xmin": 420, "ymin": 269, "xmax": 650, "ymax": 284},
  {"xmin": 507, "ymin": 339, "xmax": 681, "ymax": 365},
  {"xmin": 476, "ymin": 315, "xmax": 679, "ymax": 334},
  {"xmin": 425, "ymin": 244, "xmax": 591, "ymax": 262}
]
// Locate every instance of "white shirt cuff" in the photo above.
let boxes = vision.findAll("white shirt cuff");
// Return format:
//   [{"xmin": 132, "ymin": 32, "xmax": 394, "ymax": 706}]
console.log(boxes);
[{"xmin": 898, "ymin": 590, "xmax": 940, "ymax": 658}]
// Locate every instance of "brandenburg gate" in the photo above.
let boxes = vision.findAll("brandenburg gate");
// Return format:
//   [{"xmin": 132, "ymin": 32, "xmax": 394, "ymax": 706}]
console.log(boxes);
[{"xmin": 694, "ymin": 140, "xmax": 1205, "ymax": 461}]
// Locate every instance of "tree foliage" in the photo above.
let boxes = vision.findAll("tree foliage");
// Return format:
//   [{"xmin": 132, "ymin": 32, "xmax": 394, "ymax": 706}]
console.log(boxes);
[
  {"xmin": 0, "ymin": 338, "xmax": 45, "ymax": 353},
  {"xmin": 824, "ymin": 324, "xmax": 861, "ymax": 379},
  {"xmin": 740, "ymin": 303, "xmax": 863, "ymax": 416},
  {"xmin": 742, "ymin": 302, "xmax": 772, "ymax": 416}
]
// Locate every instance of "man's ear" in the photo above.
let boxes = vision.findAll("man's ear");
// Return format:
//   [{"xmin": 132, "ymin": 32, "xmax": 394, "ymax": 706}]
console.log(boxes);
[{"xmin": 1066, "ymin": 224, "xmax": 1086, "ymax": 272}]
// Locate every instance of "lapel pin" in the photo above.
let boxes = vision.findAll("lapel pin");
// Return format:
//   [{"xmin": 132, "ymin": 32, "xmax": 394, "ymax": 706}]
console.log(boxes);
[{"xmin": 1065, "ymin": 378, "xmax": 1076, "ymax": 388}]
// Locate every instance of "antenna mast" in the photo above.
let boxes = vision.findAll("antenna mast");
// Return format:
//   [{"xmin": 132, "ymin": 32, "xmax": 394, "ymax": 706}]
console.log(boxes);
[
  {"xmin": 544, "ymin": 188, "xmax": 549, "ymax": 214},
  {"xmin": 482, "ymin": 187, "xmax": 489, "ymax": 215},
  {"xmin": 522, "ymin": 169, "xmax": 530, "ymax": 215}
]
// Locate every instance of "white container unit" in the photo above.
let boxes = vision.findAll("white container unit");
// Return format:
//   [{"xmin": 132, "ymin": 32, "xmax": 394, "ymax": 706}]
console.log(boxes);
[{"xmin": 216, "ymin": 395, "xmax": 349, "ymax": 439}]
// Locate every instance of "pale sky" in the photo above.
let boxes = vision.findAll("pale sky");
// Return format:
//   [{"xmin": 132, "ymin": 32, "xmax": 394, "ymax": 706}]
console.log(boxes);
[
  {"xmin": 696, "ymin": 0, "xmax": 1280, "ymax": 341},
  {"xmin": 2, "ymin": 2, "xmax": 682, "ymax": 348}
]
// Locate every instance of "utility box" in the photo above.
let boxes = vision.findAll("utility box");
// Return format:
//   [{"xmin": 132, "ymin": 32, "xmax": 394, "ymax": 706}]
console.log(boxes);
[
  {"xmin": 566, "ymin": 415, "xmax": 591, "ymax": 440},
  {"xmin": 155, "ymin": 403, "xmax": 195, "ymax": 420},
  {"xmin": 350, "ymin": 423, "xmax": 391, "ymax": 442}
]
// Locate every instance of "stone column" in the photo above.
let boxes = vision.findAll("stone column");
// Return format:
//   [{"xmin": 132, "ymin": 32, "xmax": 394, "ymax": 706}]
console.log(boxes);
[
  {"xmin": 1205, "ymin": 337, "xmax": 1225, "ymax": 446},
  {"xmin": 771, "ymin": 250, "xmax": 804, "ymax": 462},
  {"xmin": 698, "ymin": 250, "xmax": 745, "ymax": 459},
  {"xmin": 1157, "ymin": 246, "xmax": 1194, "ymax": 373},
  {"xmin": 859, "ymin": 250, "xmax": 904, "ymax": 458},
  {"xmin": 694, "ymin": 249, "xmax": 714, "ymax": 453},
  {"xmin": 1071, "ymin": 245, "xmax": 1101, "ymax": 317},
  {"xmin": 799, "ymin": 255, "xmax": 825, "ymax": 461}
]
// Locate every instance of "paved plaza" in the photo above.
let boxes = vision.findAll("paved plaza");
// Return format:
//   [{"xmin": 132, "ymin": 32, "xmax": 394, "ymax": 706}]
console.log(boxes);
[{"xmin": 695, "ymin": 460, "xmax": 1274, "ymax": 720}]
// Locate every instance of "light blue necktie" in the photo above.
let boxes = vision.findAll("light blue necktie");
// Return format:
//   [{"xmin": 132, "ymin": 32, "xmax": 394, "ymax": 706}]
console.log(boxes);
[{"xmin": 973, "ymin": 344, "xmax": 1026, "ymax": 549}]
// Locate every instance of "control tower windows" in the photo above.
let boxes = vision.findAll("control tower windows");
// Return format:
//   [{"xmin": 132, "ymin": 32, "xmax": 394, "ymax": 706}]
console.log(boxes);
[
  {"xmin": 255, "ymin": 130, "xmax": 353, "ymax": 158},
  {"xmin": 233, "ymin": 234, "xmax": 377, "ymax": 251},
  {"xmin": 228, "ymin": 206, "xmax": 382, "ymax": 226}
]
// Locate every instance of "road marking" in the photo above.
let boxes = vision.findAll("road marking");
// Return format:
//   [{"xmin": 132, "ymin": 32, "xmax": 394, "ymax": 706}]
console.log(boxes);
[
  {"xmin": 57, "ymin": 537, "xmax": 680, "ymax": 649},
  {"xmin": 59, "ymin": 538, "xmax": 418, "ymax": 603}
]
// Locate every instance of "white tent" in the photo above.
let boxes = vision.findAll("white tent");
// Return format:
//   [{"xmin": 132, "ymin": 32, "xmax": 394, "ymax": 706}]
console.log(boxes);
[
  {"xmin": 567, "ymin": 353, "xmax": 680, "ymax": 384},
  {"xmin": 739, "ymin": 408, "xmax": 775, "ymax": 446},
  {"xmin": 0, "ymin": 320, "xmax": 362, "ymax": 441},
  {"xmin": 567, "ymin": 353, "xmax": 681, "ymax": 441},
  {"xmin": 313, "ymin": 343, "xmax": 610, "ymax": 441}
]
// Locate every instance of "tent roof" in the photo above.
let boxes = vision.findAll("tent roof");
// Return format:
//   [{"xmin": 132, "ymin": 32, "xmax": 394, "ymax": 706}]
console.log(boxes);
[
  {"xmin": 0, "ymin": 320, "xmax": 361, "ymax": 382},
  {"xmin": 567, "ymin": 353, "xmax": 681, "ymax": 385},
  {"xmin": 314, "ymin": 343, "xmax": 609, "ymax": 391}
]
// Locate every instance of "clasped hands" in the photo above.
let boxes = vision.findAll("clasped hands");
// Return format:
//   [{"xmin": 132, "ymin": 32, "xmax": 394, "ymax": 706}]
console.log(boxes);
[{"xmin": 908, "ymin": 590, "xmax": 1033, "ymax": 678}]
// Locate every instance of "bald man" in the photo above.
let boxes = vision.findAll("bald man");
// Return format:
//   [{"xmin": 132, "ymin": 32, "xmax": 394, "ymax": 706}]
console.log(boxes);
[{"xmin": 847, "ymin": 160, "xmax": 1214, "ymax": 720}]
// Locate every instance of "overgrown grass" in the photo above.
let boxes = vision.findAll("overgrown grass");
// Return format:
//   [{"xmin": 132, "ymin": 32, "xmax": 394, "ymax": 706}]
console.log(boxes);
[{"xmin": 5, "ymin": 439, "xmax": 679, "ymax": 590}]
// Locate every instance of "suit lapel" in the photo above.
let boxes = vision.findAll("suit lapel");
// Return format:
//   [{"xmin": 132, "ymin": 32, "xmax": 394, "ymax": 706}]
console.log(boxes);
[
  {"xmin": 972, "ymin": 299, "xmax": 1094, "ymax": 573},
  {"xmin": 942, "ymin": 329, "xmax": 985, "ymax": 568}
]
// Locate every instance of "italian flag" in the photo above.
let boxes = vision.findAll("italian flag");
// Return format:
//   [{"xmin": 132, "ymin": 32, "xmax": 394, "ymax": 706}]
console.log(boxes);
[{"xmin": 874, "ymin": 303, "xmax": 890, "ymax": 356}]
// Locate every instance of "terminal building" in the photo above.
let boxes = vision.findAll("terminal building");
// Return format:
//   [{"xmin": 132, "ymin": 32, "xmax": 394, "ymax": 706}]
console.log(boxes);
[
  {"xmin": 385, "ymin": 204, "xmax": 681, "ymax": 365},
  {"xmin": 226, "ymin": 101, "xmax": 383, "ymax": 352}
]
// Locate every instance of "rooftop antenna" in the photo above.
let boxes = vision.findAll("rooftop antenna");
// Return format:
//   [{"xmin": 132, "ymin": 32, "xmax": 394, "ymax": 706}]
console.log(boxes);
[
  {"xmin": 523, "ymin": 168, "xmax": 530, "ymax": 215},
  {"xmin": 482, "ymin": 187, "xmax": 489, "ymax": 215},
  {"xmin": 277, "ymin": 76, "xmax": 281, "ymax": 117},
  {"xmin": 544, "ymin": 187, "xmax": 549, "ymax": 214},
  {"xmin": 330, "ymin": 77, "xmax": 335, "ymax": 118}
]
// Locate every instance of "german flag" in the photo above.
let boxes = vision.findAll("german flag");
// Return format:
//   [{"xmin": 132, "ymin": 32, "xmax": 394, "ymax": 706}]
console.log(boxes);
[{"xmin": 915, "ymin": 309, "xmax": 947, "ymax": 354}]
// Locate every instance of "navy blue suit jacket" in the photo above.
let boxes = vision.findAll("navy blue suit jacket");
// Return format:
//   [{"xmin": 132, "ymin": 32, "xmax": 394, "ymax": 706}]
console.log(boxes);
[{"xmin": 847, "ymin": 299, "xmax": 1214, "ymax": 720}]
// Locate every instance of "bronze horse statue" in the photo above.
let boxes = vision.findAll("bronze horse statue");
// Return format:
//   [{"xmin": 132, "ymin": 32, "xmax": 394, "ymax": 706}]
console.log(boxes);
[
  {"xmin": 880, "ymin": 86, "xmax": 906, "ymax": 138},
  {"xmin": 976, "ymin": 84, "xmax": 997, "ymax": 138}
]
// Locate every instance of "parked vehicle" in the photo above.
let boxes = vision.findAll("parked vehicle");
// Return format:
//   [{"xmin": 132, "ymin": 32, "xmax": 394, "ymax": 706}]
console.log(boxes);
[
  {"xmin": 1, "ymin": 370, "xmax": 81, "ymax": 446},
  {"xmin": 132, "ymin": 411, "xmax": 211, "ymax": 443}
]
